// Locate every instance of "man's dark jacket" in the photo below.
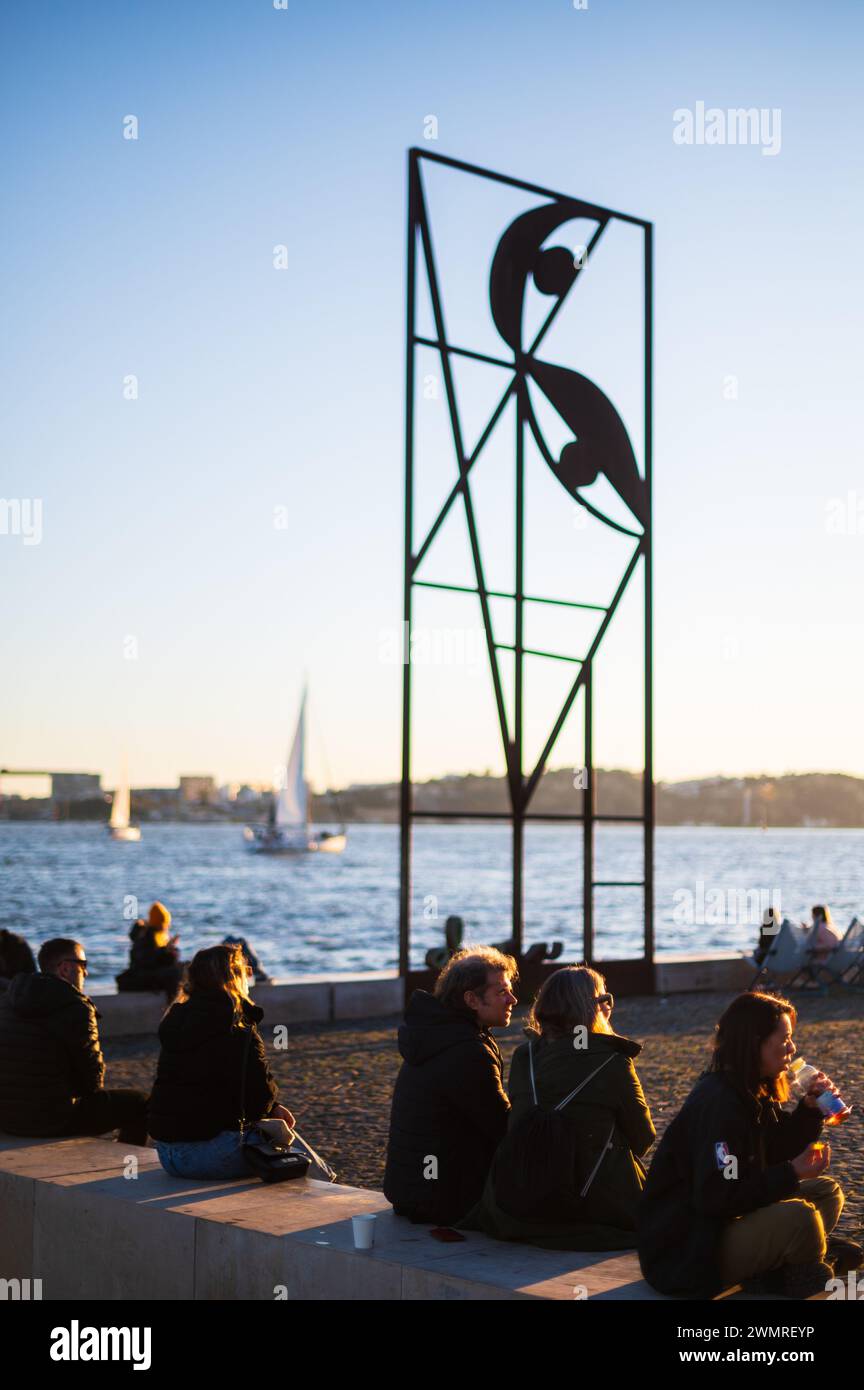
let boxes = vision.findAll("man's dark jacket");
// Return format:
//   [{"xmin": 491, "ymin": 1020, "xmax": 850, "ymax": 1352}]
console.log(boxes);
[
  {"xmin": 383, "ymin": 990, "xmax": 510, "ymax": 1225},
  {"xmin": 0, "ymin": 972, "xmax": 105, "ymax": 1135},
  {"xmin": 637, "ymin": 1069, "xmax": 823, "ymax": 1297},
  {"xmin": 148, "ymin": 990, "xmax": 278, "ymax": 1142}
]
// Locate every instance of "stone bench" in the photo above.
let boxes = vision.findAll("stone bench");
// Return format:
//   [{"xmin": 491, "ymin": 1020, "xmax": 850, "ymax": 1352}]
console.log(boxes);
[{"xmin": 0, "ymin": 1133, "xmax": 690, "ymax": 1301}]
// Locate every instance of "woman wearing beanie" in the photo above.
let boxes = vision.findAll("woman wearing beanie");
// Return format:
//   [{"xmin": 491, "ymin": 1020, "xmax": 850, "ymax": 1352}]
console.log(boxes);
[{"xmin": 116, "ymin": 901, "xmax": 182, "ymax": 1000}]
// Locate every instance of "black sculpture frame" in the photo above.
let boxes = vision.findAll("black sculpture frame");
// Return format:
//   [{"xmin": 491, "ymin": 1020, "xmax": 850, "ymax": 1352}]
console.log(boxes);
[{"xmin": 399, "ymin": 148, "xmax": 653, "ymax": 979}]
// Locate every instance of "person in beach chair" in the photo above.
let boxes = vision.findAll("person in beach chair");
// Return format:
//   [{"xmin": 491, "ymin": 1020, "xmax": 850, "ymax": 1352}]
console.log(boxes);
[
  {"xmin": 638, "ymin": 991, "xmax": 861, "ymax": 1299},
  {"xmin": 384, "ymin": 947, "xmax": 516, "ymax": 1226},
  {"xmin": 148, "ymin": 943, "xmax": 297, "ymax": 1179},
  {"xmin": 752, "ymin": 906, "xmax": 782, "ymax": 967},
  {"xmin": 462, "ymin": 965, "xmax": 655, "ymax": 1249},
  {"xmin": 116, "ymin": 902, "xmax": 183, "ymax": 1001},
  {"xmin": 0, "ymin": 938, "xmax": 148, "ymax": 1144}
]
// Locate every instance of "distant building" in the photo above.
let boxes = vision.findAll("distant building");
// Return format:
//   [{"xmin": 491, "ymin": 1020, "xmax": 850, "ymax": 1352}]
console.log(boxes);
[
  {"xmin": 51, "ymin": 773, "xmax": 102, "ymax": 800},
  {"xmin": 179, "ymin": 775, "xmax": 216, "ymax": 804}
]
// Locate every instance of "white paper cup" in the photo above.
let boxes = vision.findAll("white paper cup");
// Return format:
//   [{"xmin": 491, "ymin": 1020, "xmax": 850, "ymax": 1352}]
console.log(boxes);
[{"xmin": 352, "ymin": 1214, "xmax": 377, "ymax": 1250}]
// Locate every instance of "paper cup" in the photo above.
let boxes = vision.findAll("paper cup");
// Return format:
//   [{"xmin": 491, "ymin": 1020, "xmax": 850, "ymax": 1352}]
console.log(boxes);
[{"xmin": 352, "ymin": 1214, "xmax": 377, "ymax": 1250}]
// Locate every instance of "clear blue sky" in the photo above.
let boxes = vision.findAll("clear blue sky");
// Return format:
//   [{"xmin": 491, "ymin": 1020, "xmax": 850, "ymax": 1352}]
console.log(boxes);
[{"xmin": 2, "ymin": 0, "xmax": 862, "ymax": 794}]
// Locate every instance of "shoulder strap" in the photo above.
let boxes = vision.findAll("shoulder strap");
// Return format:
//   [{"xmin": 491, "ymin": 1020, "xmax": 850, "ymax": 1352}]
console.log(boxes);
[
  {"xmin": 554, "ymin": 1052, "xmax": 616, "ymax": 1111},
  {"xmin": 238, "ymin": 1023, "xmax": 254, "ymax": 1132},
  {"xmin": 527, "ymin": 1043, "xmax": 617, "ymax": 1112}
]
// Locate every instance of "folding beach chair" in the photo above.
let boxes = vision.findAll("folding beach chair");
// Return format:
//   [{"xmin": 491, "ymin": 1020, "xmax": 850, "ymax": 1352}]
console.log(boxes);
[
  {"xmin": 746, "ymin": 919, "xmax": 809, "ymax": 991},
  {"xmin": 817, "ymin": 917, "xmax": 864, "ymax": 989}
]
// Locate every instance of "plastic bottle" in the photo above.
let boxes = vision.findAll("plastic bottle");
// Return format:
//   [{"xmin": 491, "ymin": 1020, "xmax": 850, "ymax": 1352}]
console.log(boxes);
[{"xmin": 788, "ymin": 1058, "xmax": 851, "ymax": 1125}]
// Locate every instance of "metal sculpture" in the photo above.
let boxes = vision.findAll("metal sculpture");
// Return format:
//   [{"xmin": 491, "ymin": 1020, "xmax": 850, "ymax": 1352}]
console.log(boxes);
[{"xmin": 400, "ymin": 149, "xmax": 654, "ymax": 983}]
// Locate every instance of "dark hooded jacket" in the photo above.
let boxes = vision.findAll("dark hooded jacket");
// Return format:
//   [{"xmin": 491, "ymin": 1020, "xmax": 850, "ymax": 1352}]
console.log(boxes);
[
  {"xmin": 148, "ymin": 989, "xmax": 279, "ymax": 1142},
  {"xmin": 637, "ymin": 1069, "xmax": 824, "ymax": 1297},
  {"xmin": 0, "ymin": 972, "xmax": 105, "ymax": 1135},
  {"xmin": 0, "ymin": 930, "xmax": 37, "ymax": 983},
  {"xmin": 463, "ymin": 1029, "xmax": 655, "ymax": 1249},
  {"xmin": 383, "ymin": 990, "xmax": 510, "ymax": 1225}
]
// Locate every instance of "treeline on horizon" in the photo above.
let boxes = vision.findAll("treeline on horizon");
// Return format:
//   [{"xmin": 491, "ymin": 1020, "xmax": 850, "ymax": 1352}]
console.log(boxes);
[{"xmin": 313, "ymin": 770, "xmax": 864, "ymax": 829}]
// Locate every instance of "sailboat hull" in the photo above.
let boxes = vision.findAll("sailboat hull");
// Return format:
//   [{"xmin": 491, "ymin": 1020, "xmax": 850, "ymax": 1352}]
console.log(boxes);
[
  {"xmin": 243, "ymin": 826, "xmax": 346, "ymax": 855},
  {"xmin": 108, "ymin": 826, "xmax": 141, "ymax": 842}
]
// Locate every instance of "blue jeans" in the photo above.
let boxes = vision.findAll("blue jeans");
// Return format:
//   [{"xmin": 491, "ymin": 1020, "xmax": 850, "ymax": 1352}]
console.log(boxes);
[{"xmin": 155, "ymin": 1129, "xmax": 250, "ymax": 1180}]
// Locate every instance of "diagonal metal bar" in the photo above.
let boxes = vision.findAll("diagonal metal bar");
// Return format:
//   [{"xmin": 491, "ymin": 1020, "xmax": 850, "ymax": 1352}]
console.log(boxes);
[
  {"xmin": 414, "ymin": 337, "xmax": 515, "ymax": 371},
  {"xmin": 413, "ymin": 148, "xmax": 651, "ymax": 230},
  {"xmin": 521, "ymin": 539, "xmax": 644, "ymax": 812},
  {"xmin": 412, "ymin": 382, "xmax": 516, "ymax": 574},
  {"xmin": 415, "ymin": 163, "xmax": 514, "ymax": 783},
  {"xmin": 414, "ymin": 578, "xmax": 607, "ymax": 612}
]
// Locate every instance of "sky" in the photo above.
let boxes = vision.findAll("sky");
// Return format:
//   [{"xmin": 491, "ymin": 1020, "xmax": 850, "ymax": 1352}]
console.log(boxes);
[{"xmin": 2, "ymin": 0, "xmax": 863, "ymax": 796}]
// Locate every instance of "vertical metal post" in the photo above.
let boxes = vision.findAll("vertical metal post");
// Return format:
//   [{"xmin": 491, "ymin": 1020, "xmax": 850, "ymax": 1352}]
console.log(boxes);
[
  {"xmin": 643, "ymin": 222, "xmax": 654, "ymax": 965},
  {"xmin": 512, "ymin": 384, "xmax": 525, "ymax": 955},
  {"xmin": 583, "ymin": 660, "xmax": 594, "ymax": 963},
  {"xmin": 399, "ymin": 153, "xmax": 417, "ymax": 979}
]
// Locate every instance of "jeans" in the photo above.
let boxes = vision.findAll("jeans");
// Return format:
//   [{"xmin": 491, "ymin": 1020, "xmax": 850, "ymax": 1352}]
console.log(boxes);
[{"xmin": 154, "ymin": 1129, "xmax": 251, "ymax": 1180}]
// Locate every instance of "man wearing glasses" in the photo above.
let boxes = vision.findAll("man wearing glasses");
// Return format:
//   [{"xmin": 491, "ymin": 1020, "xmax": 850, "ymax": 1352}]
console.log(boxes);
[{"xmin": 0, "ymin": 938, "xmax": 149, "ymax": 1145}]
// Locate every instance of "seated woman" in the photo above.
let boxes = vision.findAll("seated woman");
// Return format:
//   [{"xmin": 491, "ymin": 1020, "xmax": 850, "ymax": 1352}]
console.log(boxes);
[
  {"xmin": 807, "ymin": 904, "xmax": 842, "ymax": 966},
  {"xmin": 462, "ymin": 965, "xmax": 655, "ymax": 1249},
  {"xmin": 638, "ymin": 991, "xmax": 858, "ymax": 1299},
  {"xmin": 116, "ymin": 902, "xmax": 182, "ymax": 1000},
  {"xmin": 148, "ymin": 943, "xmax": 295, "ymax": 1179}
]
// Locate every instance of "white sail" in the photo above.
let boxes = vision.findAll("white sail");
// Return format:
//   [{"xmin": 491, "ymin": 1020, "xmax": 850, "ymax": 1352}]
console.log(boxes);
[
  {"xmin": 110, "ymin": 782, "xmax": 130, "ymax": 829},
  {"xmin": 275, "ymin": 690, "xmax": 307, "ymax": 829}
]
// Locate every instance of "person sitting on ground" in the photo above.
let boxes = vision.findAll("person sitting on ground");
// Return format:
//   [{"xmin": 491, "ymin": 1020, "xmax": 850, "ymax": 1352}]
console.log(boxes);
[
  {"xmin": 0, "ymin": 928, "xmax": 37, "ymax": 992},
  {"xmin": 462, "ymin": 965, "xmax": 655, "ymax": 1249},
  {"xmin": 115, "ymin": 901, "xmax": 183, "ymax": 1000},
  {"xmin": 753, "ymin": 906, "xmax": 782, "ymax": 967},
  {"xmin": 806, "ymin": 904, "xmax": 842, "ymax": 967},
  {"xmin": 221, "ymin": 935, "xmax": 272, "ymax": 985},
  {"xmin": 383, "ymin": 945, "xmax": 516, "ymax": 1227},
  {"xmin": 637, "ymin": 991, "xmax": 860, "ymax": 1300},
  {"xmin": 0, "ymin": 938, "xmax": 149, "ymax": 1145},
  {"xmin": 148, "ymin": 943, "xmax": 295, "ymax": 1179}
]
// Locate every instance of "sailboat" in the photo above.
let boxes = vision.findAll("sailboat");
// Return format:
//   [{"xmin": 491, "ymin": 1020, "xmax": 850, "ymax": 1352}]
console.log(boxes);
[
  {"xmin": 107, "ymin": 778, "xmax": 141, "ymax": 842},
  {"xmin": 243, "ymin": 691, "xmax": 346, "ymax": 855}
]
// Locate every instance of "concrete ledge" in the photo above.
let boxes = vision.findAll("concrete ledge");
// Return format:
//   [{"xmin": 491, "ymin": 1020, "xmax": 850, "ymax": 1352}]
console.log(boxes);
[
  {"xmin": 91, "ymin": 956, "xmax": 755, "ymax": 1040},
  {"xmin": 0, "ymin": 1134, "xmax": 674, "ymax": 1301},
  {"xmin": 93, "ymin": 973, "xmax": 404, "ymax": 1037},
  {"xmin": 654, "ymin": 953, "xmax": 754, "ymax": 994}
]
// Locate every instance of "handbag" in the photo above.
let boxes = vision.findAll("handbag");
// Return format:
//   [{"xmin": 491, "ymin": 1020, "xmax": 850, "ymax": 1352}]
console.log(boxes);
[{"xmin": 238, "ymin": 1026, "xmax": 310, "ymax": 1184}]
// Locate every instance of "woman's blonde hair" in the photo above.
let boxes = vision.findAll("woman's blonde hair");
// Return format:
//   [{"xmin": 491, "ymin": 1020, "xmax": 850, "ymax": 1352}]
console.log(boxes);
[
  {"xmin": 526, "ymin": 965, "xmax": 612, "ymax": 1039},
  {"xmin": 177, "ymin": 944, "xmax": 249, "ymax": 1021}
]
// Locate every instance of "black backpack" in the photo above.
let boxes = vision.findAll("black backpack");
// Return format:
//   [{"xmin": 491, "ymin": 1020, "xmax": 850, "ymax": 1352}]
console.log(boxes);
[{"xmin": 491, "ymin": 1043, "xmax": 616, "ymax": 1220}]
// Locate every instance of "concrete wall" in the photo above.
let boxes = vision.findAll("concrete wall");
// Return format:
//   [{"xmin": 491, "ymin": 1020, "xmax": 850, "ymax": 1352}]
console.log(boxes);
[
  {"xmin": 94, "ymin": 958, "xmax": 755, "ymax": 1038},
  {"xmin": 97, "ymin": 972, "xmax": 404, "ymax": 1038},
  {"xmin": 0, "ymin": 1135, "xmax": 669, "ymax": 1301}
]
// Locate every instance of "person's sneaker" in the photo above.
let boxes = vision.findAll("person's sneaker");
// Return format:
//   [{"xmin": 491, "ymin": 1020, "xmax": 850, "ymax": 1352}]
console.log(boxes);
[
  {"xmin": 826, "ymin": 1235, "xmax": 864, "ymax": 1277},
  {"xmin": 781, "ymin": 1259, "xmax": 834, "ymax": 1299}
]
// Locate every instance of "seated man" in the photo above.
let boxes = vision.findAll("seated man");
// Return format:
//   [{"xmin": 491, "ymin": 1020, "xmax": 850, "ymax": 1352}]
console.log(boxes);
[
  {"xmin": 0, "ymin": 938, "xmax": 149, "ymax": 1145},
  {"xmin": 384, "ymin": 946, "xmax": 516, "ymax": 1226}
]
